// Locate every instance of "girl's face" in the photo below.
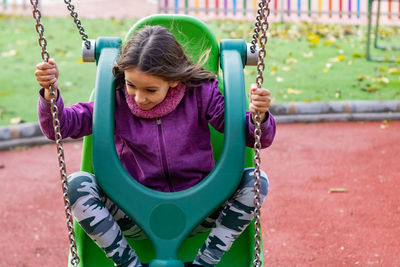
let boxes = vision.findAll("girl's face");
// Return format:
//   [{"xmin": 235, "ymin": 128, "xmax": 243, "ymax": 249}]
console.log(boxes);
[{"xmin": 124, "ymin": 68, "xmax": 178, "ymax": 110}]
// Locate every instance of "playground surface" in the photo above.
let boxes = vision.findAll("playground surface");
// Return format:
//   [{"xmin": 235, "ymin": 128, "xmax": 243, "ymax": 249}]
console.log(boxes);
[{"xmin": 0, "ymin": 121, "xmax": 399, "ymax": 266}]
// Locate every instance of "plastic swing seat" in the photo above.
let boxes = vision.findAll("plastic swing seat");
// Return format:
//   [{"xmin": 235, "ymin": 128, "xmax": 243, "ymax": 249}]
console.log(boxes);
[{"xmin": 69, "ymin": 15, "xmax": 264, "ymax": 267}]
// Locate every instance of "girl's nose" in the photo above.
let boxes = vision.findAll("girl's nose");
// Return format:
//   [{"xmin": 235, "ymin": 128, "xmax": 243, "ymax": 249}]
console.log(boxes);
[{"xmin": 134, "ymin": 92, "xmax": 146, "ymax": 104}]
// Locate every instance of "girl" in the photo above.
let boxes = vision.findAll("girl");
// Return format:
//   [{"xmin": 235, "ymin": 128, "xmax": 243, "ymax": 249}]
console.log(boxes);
[{"xmin": 35, "ymin": 25, "xmax": 276, "ymax": 267}]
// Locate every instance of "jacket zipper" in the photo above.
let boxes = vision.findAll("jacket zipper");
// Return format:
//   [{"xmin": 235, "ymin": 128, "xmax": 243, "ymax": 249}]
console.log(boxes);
[{"xmin": 156, "ymin": 118, "xmax": 174, "ymax": 192}]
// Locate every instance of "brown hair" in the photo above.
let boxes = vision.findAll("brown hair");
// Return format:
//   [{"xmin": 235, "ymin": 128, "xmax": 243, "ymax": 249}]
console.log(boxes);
[{"xmin": 113, "ymin": 25, "xmax": 216, "ymax": 88}]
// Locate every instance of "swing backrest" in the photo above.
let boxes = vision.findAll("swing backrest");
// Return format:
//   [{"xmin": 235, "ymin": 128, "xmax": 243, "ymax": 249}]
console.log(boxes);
[{"xmin": 74, "ymin": 15, "xmax": 262, "ymax": 266}]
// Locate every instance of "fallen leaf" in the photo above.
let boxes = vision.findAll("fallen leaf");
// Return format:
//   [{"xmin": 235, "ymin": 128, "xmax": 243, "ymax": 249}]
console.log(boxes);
[
  {"xmin": 329, "ymin": 188, "xmax": 348, "ymax": 193},
  {"xmin": 380, "ymin": 120, "xmax": 389, "ymax": 129},
  {"xmin": 337, "ymin": 55, "xmax": 345, "ymax": 61},
  {"xmin": 1, "ymin": 49, "xmax": 18, "ymax": 57},
  {"xmin": 377, "ymin": 76, "xmax": 390, "ymax": 84},
  {"xmin": 388, "ymin": 68, "xmax": 400, "ymax": 75},
  {"xmin": 10, "ymin": 117, "xmax": 25, "ymax": 124},
  {"xmin": 352, "ymin": 53, "xmax": 363, "ymax": 58},
  {"xmin": 281, "ymin": 66, "xmax": 294, "ymax": 71},
  {"xmin": 323, "ymin": 68, "xmax": 330, "ymax": 73},
  {"xmin": 307, "ymin": 34, "xmax": 320, "ymax": 44},
  {"xmin": 286, "ymin": 88, "xmax": 302, "ymax": 94},
  {"xmin": 285, "ymin": 58, "xmax": 298, "ymax": 64},
  {"xmin": 361, "ymin": 84, "xmax": 379, "ymax": 92}
]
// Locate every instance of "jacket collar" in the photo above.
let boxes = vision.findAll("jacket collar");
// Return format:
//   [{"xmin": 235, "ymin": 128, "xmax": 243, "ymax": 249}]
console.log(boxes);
[{"xmin": 124, "ymin": 83, "xmax": 186, "ymax": 119}]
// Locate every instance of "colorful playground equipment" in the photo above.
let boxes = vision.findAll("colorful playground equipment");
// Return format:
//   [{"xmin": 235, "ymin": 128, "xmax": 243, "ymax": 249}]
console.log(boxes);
[
  {"xmin": 3, "ymin": 0, "xmax": 399, "ymax": 23},
  {"xmin": 158, "ymin": 0, "xmax": 400, "ymax": 23}
]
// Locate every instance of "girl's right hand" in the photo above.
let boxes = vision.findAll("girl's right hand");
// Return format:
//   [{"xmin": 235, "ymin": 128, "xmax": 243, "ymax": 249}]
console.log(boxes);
[{"xmin": 35, "ymin": 58, "xmax": 59, "ymax": 101}]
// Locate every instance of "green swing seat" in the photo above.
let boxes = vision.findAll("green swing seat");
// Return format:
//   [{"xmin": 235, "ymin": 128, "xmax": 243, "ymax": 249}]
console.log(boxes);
[{"xmin": 69, "ymin": 15, "xmax": 264, "ymax": 267}]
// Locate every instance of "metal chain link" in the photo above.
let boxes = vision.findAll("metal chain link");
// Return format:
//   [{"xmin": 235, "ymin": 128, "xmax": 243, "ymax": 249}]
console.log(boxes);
[
  {"xmin": 63, "ymin": 0, "xmax": 91, "ymax": 49},
  {"xmin": 249, "ymin": 1, "xmax": 263, "ymax": 54},
  {"xmin": 251, "ymin": 0, "xmax": 271, "ymax": 266},
  {"xmin": 30, "ymin": 1, "xmax": 80, "ymax": 266}
]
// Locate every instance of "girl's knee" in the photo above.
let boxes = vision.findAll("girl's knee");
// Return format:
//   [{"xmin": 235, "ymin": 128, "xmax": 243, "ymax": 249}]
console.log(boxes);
[{"xmin": 242, "ymin": 167, "xmax": 269, "ymax": 197}]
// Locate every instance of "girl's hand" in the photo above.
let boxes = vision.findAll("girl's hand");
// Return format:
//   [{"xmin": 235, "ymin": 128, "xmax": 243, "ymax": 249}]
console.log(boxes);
[
  {"xmin": 35, "ymin": 58, "xmax": 59, "ymax": 101},
  {"xmin": 249, "ymin": 83, "xmax": 271, "ymax": 123}
]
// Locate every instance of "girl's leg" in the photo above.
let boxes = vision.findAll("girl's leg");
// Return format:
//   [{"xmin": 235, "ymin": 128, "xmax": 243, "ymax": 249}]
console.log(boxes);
[
  {"xmin": 68, "ymin": 171, "xmax": 142, "ymax": 267},
  {"xmin": 194, "ymin": 168, "xmax": 269, "ymax": 267}
]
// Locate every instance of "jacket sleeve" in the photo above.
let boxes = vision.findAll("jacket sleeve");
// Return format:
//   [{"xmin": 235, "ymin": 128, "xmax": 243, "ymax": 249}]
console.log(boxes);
[
  {"xmin": 37, "ymin": 88, "xmax": 94, "ymax": 140},
  {"xmin": 201, "ymin": 80, "xmax": 276, "ymax": 149}
]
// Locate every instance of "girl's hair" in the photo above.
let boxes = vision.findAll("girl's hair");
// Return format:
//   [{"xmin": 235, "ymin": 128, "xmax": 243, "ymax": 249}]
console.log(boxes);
[{"xmin": 113, "ymin": 25, "xmax": 217, "ymax": 88}]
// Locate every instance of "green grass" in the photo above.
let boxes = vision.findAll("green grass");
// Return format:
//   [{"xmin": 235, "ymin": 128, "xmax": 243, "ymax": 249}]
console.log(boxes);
[{"xmin": 0, "ymin": 15, "xmax": 399, "ymax": 125}]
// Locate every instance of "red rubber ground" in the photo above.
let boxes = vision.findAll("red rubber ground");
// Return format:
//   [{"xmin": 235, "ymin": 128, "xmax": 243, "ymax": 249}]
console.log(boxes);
[{"xmin": 1, "ymin": 121, "xmax": 399, "ymax": 266}]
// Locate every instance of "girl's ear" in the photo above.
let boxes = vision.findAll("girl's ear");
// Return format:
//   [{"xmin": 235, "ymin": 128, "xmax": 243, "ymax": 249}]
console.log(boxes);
[{"xmin": 169, "ymin": 81, "xmax": 179, "ymax": 88}]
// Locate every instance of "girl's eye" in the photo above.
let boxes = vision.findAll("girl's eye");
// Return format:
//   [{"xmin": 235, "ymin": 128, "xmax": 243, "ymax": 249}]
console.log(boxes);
[
  {"xmin": 147, "ymin": 89, "xmax": 157, "ymax": 93},
  {"xmin": 126, "ymin": 82, "xmax": 135, "ymax": 88}
]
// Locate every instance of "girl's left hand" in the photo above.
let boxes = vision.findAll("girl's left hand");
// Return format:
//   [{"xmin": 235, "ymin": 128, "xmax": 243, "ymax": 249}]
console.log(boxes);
[{"xmin": 249, "ymin": 83, "xmax": 271, "ymax": 122}]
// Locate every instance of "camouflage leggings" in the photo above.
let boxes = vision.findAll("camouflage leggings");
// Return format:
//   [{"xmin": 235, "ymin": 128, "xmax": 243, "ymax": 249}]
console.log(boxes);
[{"xmin": 68, "ymin": 168, "xmax": 269, "ymax": 267}]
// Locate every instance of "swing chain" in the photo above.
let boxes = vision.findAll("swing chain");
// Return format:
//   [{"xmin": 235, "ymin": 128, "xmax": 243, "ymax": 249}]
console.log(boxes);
[
  {"xmin": 251, "ymin": 0, "xmax": 271, "ymax": 266},
  {"xmin": 30, "ymin": 1, "xmax": 80, "ymax": 266},
  {"xmin": 249, "ymin": 1, "xmax": 263, "ymax": 54},
  {"xmin": 63, "ymin": 0, "xmax": 91, "ymax": 49}
]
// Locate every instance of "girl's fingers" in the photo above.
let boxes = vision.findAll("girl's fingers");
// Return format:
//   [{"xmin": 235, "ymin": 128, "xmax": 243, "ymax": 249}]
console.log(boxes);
[
  {"xmin": 36, "ymin": 62, "xmax": 54, "ymax": 70},
  {"xmin": 35, "ymin": 67, "xmax": 58, "ymax": 75},
  {"xmin": 251, "ymin": 99, "xmax": 271, "ymax": 107},
  {"xmin": 251, "ymin": 94, "xmax": 270, "ymax": 102},
  {"xmin": 36, "ymin": 74, "xmax": 57, "ymax": 81},
  {"xmin": 249, "ymin": 86, "xmax": 271, "ymax": 116},
  {"xmin": 249, "ymin": 103, "xmax": 269, "ymax": 113},
  {"xmin": 251, "ymin": 88, "xmax": 270, "ymax": 96}
]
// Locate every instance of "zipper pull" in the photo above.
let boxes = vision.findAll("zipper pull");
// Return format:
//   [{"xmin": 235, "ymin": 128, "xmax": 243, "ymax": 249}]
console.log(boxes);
[{"xmin": 156, "ymin": 118, "xmax": 162, "ymax": 125}]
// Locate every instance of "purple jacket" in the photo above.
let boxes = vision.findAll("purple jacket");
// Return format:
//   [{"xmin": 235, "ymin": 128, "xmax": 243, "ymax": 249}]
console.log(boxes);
[{"xmin": 38, "ymin": 80, "xmax": 276, "ymax": 192}]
